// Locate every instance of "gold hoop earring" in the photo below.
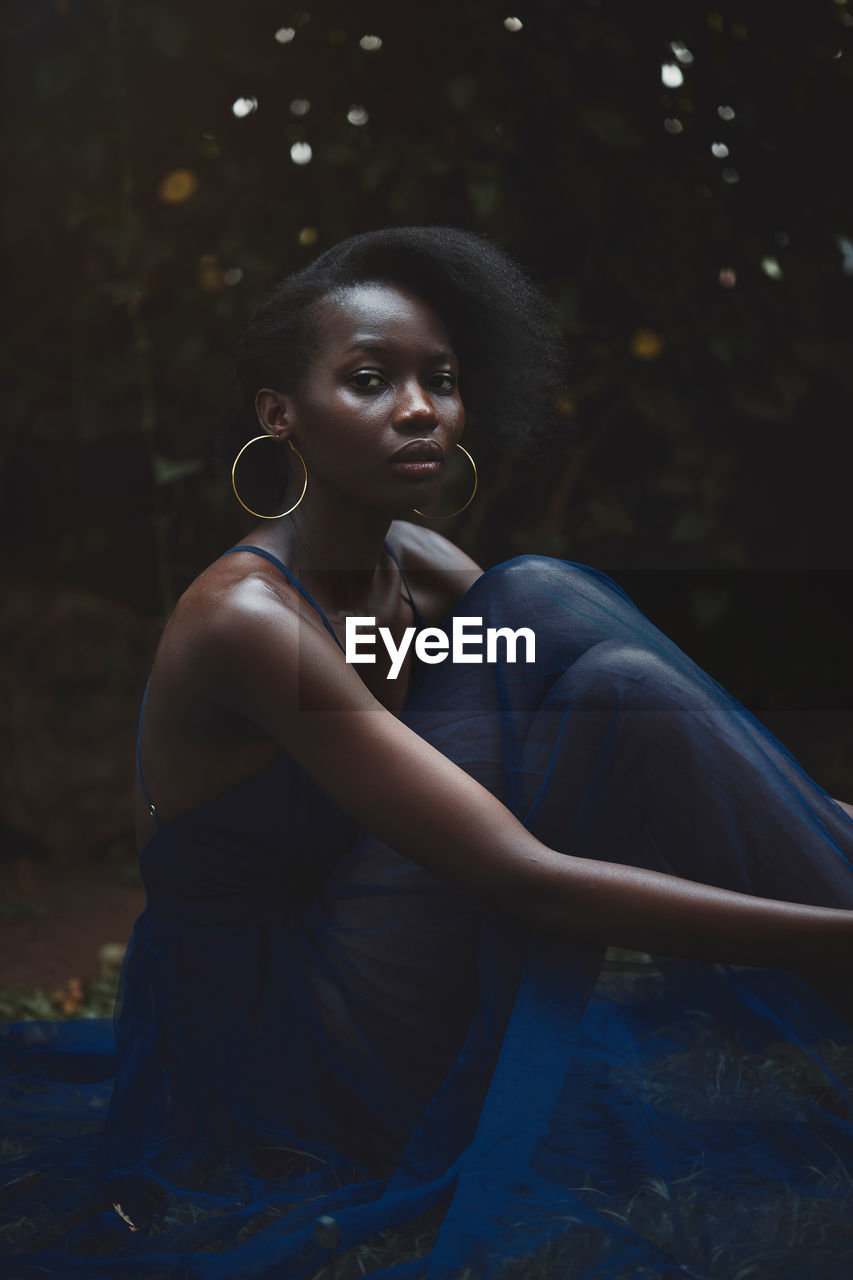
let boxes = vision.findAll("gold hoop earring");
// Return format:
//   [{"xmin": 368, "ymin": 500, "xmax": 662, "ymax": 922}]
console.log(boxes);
[
  {"xmin": 413, "ymin": 444, "xmax": 478, "ymax": 519},
  {"xmin": 231, "ymin": 436, "xmax": 308, "ymax": 519}
]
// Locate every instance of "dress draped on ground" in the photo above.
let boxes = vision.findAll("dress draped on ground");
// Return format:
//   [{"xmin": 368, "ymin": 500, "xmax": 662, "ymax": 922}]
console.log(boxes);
[{"xmin": 2, "ymin": 553, "xmax": 853, "ymax": 1279}]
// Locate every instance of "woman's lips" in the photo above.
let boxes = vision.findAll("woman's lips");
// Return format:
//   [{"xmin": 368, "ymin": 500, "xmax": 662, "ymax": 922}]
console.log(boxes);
[
  {"xmin": 387, "ymin": 440, "xmax": 445, "ymax": 478},
  {"xmin": 388, "ymin": 459, "xmax": 443, "ymax": 478}
]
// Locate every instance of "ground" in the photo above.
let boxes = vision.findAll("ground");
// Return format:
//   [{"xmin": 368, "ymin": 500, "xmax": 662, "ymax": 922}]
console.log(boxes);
[{"xmin": 0, "ymin": 855, "xmax": 144, "ymax": 998}]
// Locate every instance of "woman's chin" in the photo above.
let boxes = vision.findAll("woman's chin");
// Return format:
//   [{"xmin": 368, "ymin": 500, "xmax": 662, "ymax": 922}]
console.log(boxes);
[{"xmin": 384, "ymin": 478, "xmax": 446, "ymax": 519}]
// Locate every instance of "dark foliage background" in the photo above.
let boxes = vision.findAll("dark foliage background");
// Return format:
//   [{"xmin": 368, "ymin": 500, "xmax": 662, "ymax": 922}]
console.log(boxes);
[{"xmin": 1, "ymin": 0, "xmax": 852, "ymax": 863}]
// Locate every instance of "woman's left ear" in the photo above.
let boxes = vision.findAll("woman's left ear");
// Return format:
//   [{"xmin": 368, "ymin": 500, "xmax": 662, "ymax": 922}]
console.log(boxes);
[{"xmin": 254, "ymin": 388, "xmax": 292, "ymax": 439}]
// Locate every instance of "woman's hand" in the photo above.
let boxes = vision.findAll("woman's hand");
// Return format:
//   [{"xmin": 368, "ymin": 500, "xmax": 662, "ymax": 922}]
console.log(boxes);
[
  {"xmin": 833, "ymin": 797, "xmax": 853, "ymax": 821},
  {"xmin": 202, "ymin": 573, "xmax": 853, "ymax": 974}
]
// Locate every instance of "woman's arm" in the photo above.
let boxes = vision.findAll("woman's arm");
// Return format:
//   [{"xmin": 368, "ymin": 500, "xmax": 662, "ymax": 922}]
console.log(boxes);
[{"xmin": 205, "ymin": 577, "xmax": 852, "ymax": 973}]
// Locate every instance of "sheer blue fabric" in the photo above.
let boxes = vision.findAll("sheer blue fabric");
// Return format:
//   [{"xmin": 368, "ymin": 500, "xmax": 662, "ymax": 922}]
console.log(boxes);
[{"xmin": 3, "ymin": 553, "xmax": 853, "ymax": 1278}]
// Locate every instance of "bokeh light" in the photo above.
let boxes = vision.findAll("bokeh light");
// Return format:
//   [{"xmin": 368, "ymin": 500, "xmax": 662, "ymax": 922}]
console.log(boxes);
[
  {"xmin": 298, "ymin": 227, "xmax": 319, "ymax": 246},
  {"xmin": 717, "ymin": 105, "xmax": 736, "ymax": 121},
  {"xmin": 274, "ymin": 27, "xmax": 295, "ymax": 43},
  {"xmin": 158, "ymin": 169, "xmax": 198, "ymax": 204},
  {"xmin": 289, "ymin": 99, "xmax": 311, "ymax": 117},
  {"xmin": 669, "ymin": 41, "xmax": 694, "ymax": 64},
  {"xmin": 718, "ymin": 267, "xmax": 737, "ymax": 288},
  {"xmin": 290, "ymin": 142, "xmax": 313, "ymax": 165},
  {"xmin": 346, "ymin": 105, "xmax": 369, "ymax": 126},
  {"xmin": 661, "ymin": 63, "xmax": 684, "ymax": 88},
  {"xmin": 663, "ymin": 118, "xmax": 683, "ymax": 134},
  {"xmin": 721, "ymin": 168, "xmax": 739, "ymax": 184},
  {"xmin": 504, "ymin": 17, "xmax": 523, "ymax": 32},
  {"xmin": 232, "ymin": 97, "xmax": 258, "ymax": 118},
  {"xmin": 223, "ymin": 268, "xmax": 243, "ymax": 286},
  {"xmin": 761, "ymin": 256, "xmax": 783, "ymax": 279},
  {"xmin": 837, "ymin": 236, "xmax": 853, "ymax": 274},
  {"xmin": 198, "ymin": 256, "xmax": 224, "ymax": 291},
  {"xmin": 359, "ymin": 35, "xmax": 383, "ymax": 51},
  {"xmin": 711, "ymin": 142, "xmax": 729, "ymax": 158},
  {"xmin": 631, "ymin": 328, "xmax": 664, "ymax": 360}
]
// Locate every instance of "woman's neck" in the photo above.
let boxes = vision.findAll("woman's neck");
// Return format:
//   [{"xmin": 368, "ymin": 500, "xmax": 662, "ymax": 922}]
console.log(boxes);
[{"xmin": 249, "ymin": 496, "xmax": 398, "ymax": 616}]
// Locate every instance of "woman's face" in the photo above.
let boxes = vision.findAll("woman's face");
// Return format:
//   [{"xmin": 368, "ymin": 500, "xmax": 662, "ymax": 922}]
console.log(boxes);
[{"xmin": 278, "ymin": 281, "xmax": 465, "ymax": 515}]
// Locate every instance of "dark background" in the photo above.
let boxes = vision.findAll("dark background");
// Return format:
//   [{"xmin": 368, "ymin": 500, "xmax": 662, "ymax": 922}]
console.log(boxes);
[{"xmin": 2, "ymin": 0, "xmax": 852, "ymax": 873}]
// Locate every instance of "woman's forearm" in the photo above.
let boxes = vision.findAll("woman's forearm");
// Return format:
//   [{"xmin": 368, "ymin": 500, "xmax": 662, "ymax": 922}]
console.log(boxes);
[{"xmin": 530, "ymin": 849, "xmax": 852, "ymax": 970}]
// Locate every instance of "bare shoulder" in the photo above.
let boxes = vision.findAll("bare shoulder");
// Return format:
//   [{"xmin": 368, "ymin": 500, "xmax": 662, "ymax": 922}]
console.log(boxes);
[
  {"xmin": 153, "ymin": 551, "xmax": 317, "ymax": 682},
  {"xmin": 149, "ymin": 550, "xmax": 370, "ymax": 740},
  {"xmin": 388, "ymin": 520, "xmax": 484, "ymax": 622},
  {"xmin": 166, "ymin": 553, "xmax": 291, "ymax": 632}
]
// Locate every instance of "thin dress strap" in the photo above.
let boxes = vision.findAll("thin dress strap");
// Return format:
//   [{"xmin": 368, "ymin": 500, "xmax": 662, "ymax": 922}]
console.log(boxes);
[
  {"xmin": 382, "ymin": 541, "xmax": 426, "ymax": 628},
  {"xmin": 221, "ymin": 545, "xmax": 346, "ymax": 652},
  {"xmin": 136, "ymin": 677, "xmax": 160, "ymax": 824},
  {"xmin": 225, "ymin": 542, "xmax": 425, "ymax": 630}
]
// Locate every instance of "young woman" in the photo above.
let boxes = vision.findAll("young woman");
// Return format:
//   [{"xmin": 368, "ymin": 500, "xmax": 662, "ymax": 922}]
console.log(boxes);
[{"xmin": 3, "ymin": 228, "xmax": 853, "ymax": 1278}]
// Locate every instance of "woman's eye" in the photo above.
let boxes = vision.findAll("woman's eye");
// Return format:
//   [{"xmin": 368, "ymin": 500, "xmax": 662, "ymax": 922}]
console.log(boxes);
[
  {"xmin": 428, "ymin": 372, "xmax": 457, "ymax": 393},
  {"xmin": 350, "ymin": 371, "xmax": 385, "ymax": 390}
]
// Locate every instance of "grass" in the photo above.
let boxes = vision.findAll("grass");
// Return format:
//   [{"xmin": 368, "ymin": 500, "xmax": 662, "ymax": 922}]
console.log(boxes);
[
  {"xmin": 0, "ymin": 947, "xmax": 123, "ymax": 1021},
  {"xmin": 304, "ymin": 1202, "xmax": 447, "ymax": 1280}
]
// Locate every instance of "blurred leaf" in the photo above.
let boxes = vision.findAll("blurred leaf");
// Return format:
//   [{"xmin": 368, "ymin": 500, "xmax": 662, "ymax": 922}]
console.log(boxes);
[
  {"xmin": 730, "ymin": 372, "xmax": 810, "ymax": 422},
  {"xmin": 670, "ymin": 508, "xmax": 718, "ymax": 543},
  {"xmin": 628, "ymin": 381, "xmax": 691, "ymax": 434},
  {"xmin": 147, "ymin": 5, "xmax": 191, "ymax": 60},
  {"xmin": 152, "ymin": 454, "xmax": 206, "ymax": 485},
  {"xmin": 585, "ymin": 493, "xmax": 636, "ymax": 539},
  {"xmin": 688, "ymin": 585, "xmax": 733, "ymax": 630},
  {"xmin": 581, "ymin": 104, "xmax": 645, "ymax": 150},
  {"xmin": 35, "ymin": 60, "xmax": 81, "ymax": 102},
  {"xmin": 446, "ymin": 76, "xmax": 476, "ymax": 110},
  {"xmin": 468, "ymin": 179, "xmax": 500, "ymax": 219}
]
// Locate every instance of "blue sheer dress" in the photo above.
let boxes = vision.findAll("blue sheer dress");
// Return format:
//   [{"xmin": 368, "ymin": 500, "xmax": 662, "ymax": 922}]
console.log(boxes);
[{"xmin": 2, "ymin": 549, "xmax": 853, "ymax": 1279}]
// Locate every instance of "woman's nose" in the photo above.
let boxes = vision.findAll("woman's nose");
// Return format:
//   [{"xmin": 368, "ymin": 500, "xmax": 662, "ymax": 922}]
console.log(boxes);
[{"xmin": 395, "ymin": 380, "xmax": 436, "ymax": 427}]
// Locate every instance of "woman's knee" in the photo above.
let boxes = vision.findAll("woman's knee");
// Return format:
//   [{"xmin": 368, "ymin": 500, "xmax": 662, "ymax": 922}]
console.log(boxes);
[
  {"xmin": 567, "ymin": 639, "xmax": 687, "ymax": 711},
  {"xmin": 478, "ymin": 555, "xmax": 623, "ymax": 602},
  {"xmin": 465, "ymin": 558, "xmax": 640, "ymax": 652}
]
